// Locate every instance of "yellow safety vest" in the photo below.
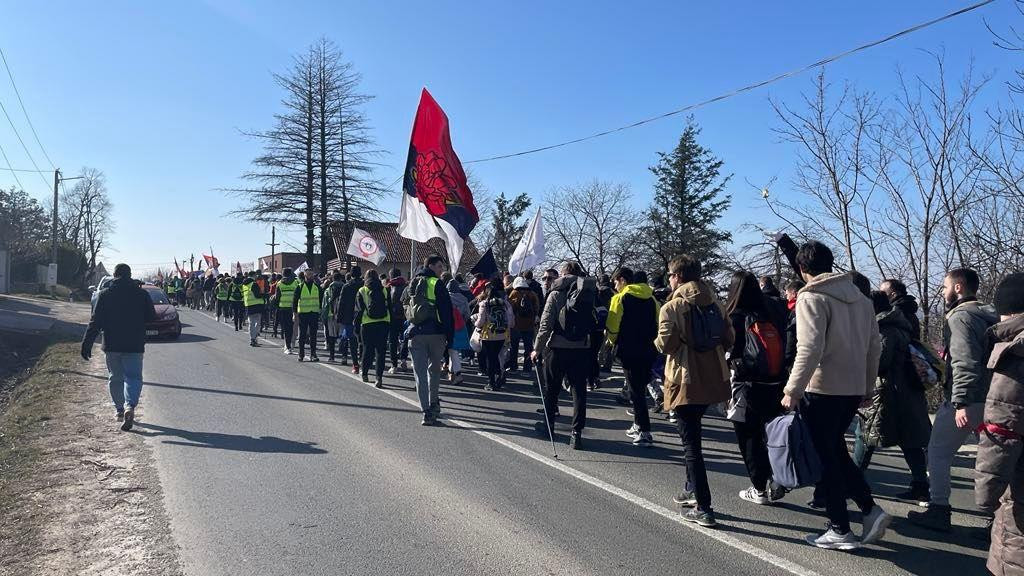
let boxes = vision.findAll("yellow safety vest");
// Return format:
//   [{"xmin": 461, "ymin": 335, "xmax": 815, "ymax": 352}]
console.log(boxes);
[
  {"xmin": 166, "ymin": 284, "xmax": 176, "ymax": 295},
  {"xmin": 297, "ymin": 283, "xmax": 321, "ymax": 314},
  {"xmin": 216, "ymin": 284, "xmax": 229, "ymax": 301},
  {"xmin": 358, "ymin": 286, "xmax": 391, "ymax": 325},
  {"xmin": 277, "ymin": 279, "xmax": 299, "ymax": 303},
  {"xmin": 229, "ymin": 283, "xmax": 243, "ymax": 302},
  {"xmin": 242, "ymin": 282, "xmax": 258, "ymax": 307}
]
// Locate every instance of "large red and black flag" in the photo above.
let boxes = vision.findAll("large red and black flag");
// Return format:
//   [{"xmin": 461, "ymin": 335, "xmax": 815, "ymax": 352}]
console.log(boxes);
[{"xmin": 397, "ymin": 88, "xmax": 479, "ymax": 271}]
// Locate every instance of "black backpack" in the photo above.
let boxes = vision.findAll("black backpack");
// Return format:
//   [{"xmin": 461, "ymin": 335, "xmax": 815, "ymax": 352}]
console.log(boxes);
[
  {"xmin": 690, "ymin": 302, "xmax": 726, "ymax": 353},
  {"xmin": 367, "ymin": 286, "xmax": 388, "ymax": 320},
  {"xmin": 485, "ymin": 298, "xmax": 509, "ymax": 334},
  {"xmin": 388, "ymin": 284, "xmax": 406, "ymax": 320},
  {"xmin": 556, "ymin": 278, "xmax": 597, "ymax": 342},
  {"xmin": 740, "ymin": 312, "xmax": 785, "ymax": 381}
]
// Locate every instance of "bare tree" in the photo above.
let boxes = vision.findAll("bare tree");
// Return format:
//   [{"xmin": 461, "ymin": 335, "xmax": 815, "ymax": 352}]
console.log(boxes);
[
  {"xmin": 543, "ymin": 181, "xmax": 637, "ymax": 275},
  {"xmin": 226, "ymin": 39, "xmax": 383, "ymax": 271},
  {"xmin": 59, "ymin": 167, "xmax": 113, "ymax": 278}
]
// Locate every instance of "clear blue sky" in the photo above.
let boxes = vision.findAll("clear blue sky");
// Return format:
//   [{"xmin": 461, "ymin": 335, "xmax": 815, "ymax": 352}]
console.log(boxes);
[{"xmin": 0, "ymin": 0, "xmax": 1017, "ymax": 275}]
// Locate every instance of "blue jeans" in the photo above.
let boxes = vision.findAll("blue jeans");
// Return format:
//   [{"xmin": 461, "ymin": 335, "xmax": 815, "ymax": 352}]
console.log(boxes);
[{"xmin": 106, "ymin": 352, "xmax": 144, "ymax": 411}]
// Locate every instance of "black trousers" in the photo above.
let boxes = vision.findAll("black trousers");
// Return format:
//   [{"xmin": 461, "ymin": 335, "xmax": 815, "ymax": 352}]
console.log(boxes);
[
  {"xmin": 508, "ymin": 329, "xmax": 534, "ymax": 371},
  {"xmin": 588, "ymin": 330, "xmax": 603, "ymax": 385},
  {"xmin": 215, "ymin": 299, "xmax": 227, "ymax": 317},
  {"xmin": 802, "ymin": 392, "xmax": 875, "ymax": 533},
  {"xmin": 277, "ymin": 310, "xmax": 294, "ymax": 349},
  {"xmin": 732, "ymin": 383, "xmax": 784, "ymax": 492},
  {"xmin": 360, "ymin": 322, "xmax": 388, "ymax": 379},
  {"xmin": 482, "ymin": 340, "xmax": 504, "ymax": 388},
  {"xmin": 298, "ymin": 313, "xmax": 319, "ymax": 359},
  {"xmin": 676, "ymin": 404, "xmax": 712, "ymax": 510},
  {"xmin": 622, "ymin": 356, "xmax": 654, "ymax": 432},
  {"xmin": 541, "ymin": 347, "xmax": 589, "ymax": 433},
  {"xmin": 388, "ymin": 319, "xmax": 408, "ymax": 367},
  {"xmin": 232, "ymin": 302, "xmax": 245, "ymax": 330}
]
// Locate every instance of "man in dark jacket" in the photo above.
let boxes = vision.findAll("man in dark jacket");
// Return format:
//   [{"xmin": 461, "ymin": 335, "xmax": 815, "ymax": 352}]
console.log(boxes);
[
  {"xmin": 386, "ymin": 268, "xmax": 409, "ymax": 373},
  {"xmin": 605, "ymin": 267, "xmax": 659, "ymax": 447},
  {"xmin": 403, "ymin": 255, "xmax": 454, "ymax": 425},
  {"xmin": 532, "ymin": 262, "xmax": 596, "ymax": 449},
  {"xmin": 910, "ymin": 268, "xmax": 998, "ymax": 531},
  {"xmin": 81, "ymin": 264, "xmax": 157, "ymax": 431},
  {"xmin": 337, "ymin": 266, "xmax": 364, "ymax": 370},
  {"xmin": 881, "ymin": 278, "xmax": 922, "ymax": 341}
]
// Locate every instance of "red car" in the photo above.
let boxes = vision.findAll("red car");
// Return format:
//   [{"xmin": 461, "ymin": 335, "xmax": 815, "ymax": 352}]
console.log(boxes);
[{"xmin": 143, "ymin": 284, "xmax": 182, "ymax": 339}]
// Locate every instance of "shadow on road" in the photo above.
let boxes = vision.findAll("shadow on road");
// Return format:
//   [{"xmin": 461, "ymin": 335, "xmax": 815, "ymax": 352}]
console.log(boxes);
[
  {"xmin": 144, "ymin": 381, "xmax": 420, "ymax": 414},
  {"xmin": 148, "ymin": 333, "xmax": 215, "ymax": 344},
  {"xmin": 132, "ymin": 422, "xmax": 327, "ymax": 454}
]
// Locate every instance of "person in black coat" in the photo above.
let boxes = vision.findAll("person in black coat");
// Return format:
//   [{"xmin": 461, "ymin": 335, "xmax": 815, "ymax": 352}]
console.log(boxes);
[
  {"xmin": 81, "ymin": 263, "xmax": 157, "ymax": 431},
  {"xmin": 881, "ymin": 278, "xmax": 922, "ymax": 341},
  {"xmin": 337, "ymin": 266, "xmax": 364, "ymax": 369}
]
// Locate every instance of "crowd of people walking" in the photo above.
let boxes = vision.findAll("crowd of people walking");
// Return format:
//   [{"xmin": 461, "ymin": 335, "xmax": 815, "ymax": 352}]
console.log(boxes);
[{"xmin": 89, "ymin": 236, "xmax": 1024, "ymax": 569}]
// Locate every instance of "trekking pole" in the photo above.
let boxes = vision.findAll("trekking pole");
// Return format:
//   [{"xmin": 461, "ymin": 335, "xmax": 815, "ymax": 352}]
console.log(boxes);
[{"xmin": 534, "ymin": 359, "xmax": 558, "ymax": 459}]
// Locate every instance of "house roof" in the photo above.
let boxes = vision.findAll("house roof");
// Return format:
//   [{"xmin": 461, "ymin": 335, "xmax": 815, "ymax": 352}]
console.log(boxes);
[{"xmin": 328, "ymin": 221, "xmax": 481, "ymax": 273}]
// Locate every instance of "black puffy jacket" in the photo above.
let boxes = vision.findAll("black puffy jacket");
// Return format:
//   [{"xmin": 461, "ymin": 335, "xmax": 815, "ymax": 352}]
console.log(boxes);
[{"xmin": 83, "ymin": 278, "xmax": 157, "ymax": 353}]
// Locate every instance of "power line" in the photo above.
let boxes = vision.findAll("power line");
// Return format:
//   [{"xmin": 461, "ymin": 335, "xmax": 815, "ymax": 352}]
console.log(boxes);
[
  {"xmin": 0, "ymin": 140, "xmax": 26, "ymax": 191},
  {"xmin": 0, "ymin": 165, "xmax": 48, "ymax": 173},
  {"xmin": 465, "ymin": 0, "xmax": 996, "ymax": 164},
  {"xmin": 0, "ymin": 96, "xmax": 50, "ymax": 189},
  {"xmin": 0, "ymin": 46, "xmax": 55, "ymax": 170}
]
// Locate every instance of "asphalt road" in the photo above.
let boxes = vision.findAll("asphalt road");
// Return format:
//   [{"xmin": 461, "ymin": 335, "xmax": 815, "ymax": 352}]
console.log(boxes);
[{"xmin": 133, "ymin": 308, "xmax": 989, "ymax": 576}]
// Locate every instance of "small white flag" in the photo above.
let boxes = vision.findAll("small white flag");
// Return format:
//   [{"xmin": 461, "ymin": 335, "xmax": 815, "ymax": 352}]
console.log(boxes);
[
  {"xmin": 508, "ymin": 208, "xmax": 545, "ymax": 274},
  {"xmin": 260, "ymin": 258, "xmax": 269, "ymax": 271},
  {"xmin": 347, "ymin": 227, "xmax": 387, "ymax": 266},
  {"xmin": 295, "ymin": 261, "xmax": 309, "ymax": 274}
]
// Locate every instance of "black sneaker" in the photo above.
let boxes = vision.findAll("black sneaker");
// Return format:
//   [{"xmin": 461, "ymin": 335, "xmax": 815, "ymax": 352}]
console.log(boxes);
[
  {"xmin": 535, "ymin": 408, "xmax": 560, "ymax": 417},
  {"xmin": 374, "ymin": 378, "xmax": 384, "ymax": 389},
  {"xmin": 908, "ymin": 504, "xmax": 952, "ymax": 532},
  {"xmin": 115, "ymin": 410, "xmax": 124, "ymax": 422},
  {"xmin": 421, "ymin": 414, "xmax": 438, "ymax": 426},
  {"xmin": 767, "ymin": 479, "xmax": 788, "ymax": 502},
  {"xmin": 430, "ymin": 402, "xmax": 441, "ymax": 419},
  {"xmin": 683, "ymin": 507, "xmax": 717, "ymax": 528},
  {"xmin": 569, "ymin": 431, "xmax": 583, "ymax": 450},
  {"xmin": 298, "ymin": 356, "xmax": 305, "ymax": 362},
  {"xmin": 484, "ymin": 384, "xmax": 494, "ymax": 391},
  {"xmin": 896, "ymin": 482, "xmax": 930, "ymax": 506},
  {"xmin": 120, "ymin": 407, "xmax": 135, "ymax": 431},
  {"xmin": 310, "ymin": 356, "xmax": 320, "ymax": 363}
]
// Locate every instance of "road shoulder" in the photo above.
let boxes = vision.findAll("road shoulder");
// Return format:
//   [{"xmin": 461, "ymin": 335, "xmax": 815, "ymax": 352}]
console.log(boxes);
[{"xmin": 0, "ymin": 334, "xmax": 183, "ymax": 576}]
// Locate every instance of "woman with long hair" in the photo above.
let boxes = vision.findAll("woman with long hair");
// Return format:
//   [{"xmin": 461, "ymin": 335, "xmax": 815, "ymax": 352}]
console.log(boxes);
[
  {"xmin": 355, "ymin": 270, "xmax": 391, "ymax": 388},
  {"xmin": 725, "ymin": 270, "xmax": 789, "ymax": 505}
]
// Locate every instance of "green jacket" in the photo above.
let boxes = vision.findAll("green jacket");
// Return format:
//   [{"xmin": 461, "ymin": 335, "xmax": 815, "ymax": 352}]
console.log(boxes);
[{"xmin": 943, "ymin": 299, "xmax": 999, "ymax": 406}]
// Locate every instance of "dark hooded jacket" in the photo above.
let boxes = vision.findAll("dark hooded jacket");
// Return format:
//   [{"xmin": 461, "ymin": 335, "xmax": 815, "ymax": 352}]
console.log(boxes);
[
  {"xmin": 975, "ymin": 315, "xmax": 1024, "ymax": 576},
  {"xmin": 861, "ymin": 308, "xmax": 932, "ymax": 449},
  {"xmin": 83, "ymin": 277, "xmax": 157, "ymax": 353},
  {"xmin": 338, "ymin": 276, "xmax": 364, "ymax": 325},
  {"xmin": 386, "ymin": 276, "xmax": 408, "ymax": 322},
  {"xmin": 891, "ymin": 294, "xmax": 922, "ymax": 341}
]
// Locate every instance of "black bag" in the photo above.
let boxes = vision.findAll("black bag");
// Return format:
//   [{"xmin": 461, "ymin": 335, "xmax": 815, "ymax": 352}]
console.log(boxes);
[
  {"xmin": 740, "ymin": 313, "xmax": 785, "ymax": 381},
  {"xmin": 388, "ymin": 284, "xmax": 406, "ymax": 320},
  {"xmin": 556, "ymin": 278, "xmax": 596, "ymax": 342},
  {"xmin": 514, "ymin": 292, "xmax": 535, "ymax": 319},
  {"xmin": 690, "ymin": 302, "xmax": 726, "ymax": 353},
  {"xmin": 485, "ymin": 298, "xmax": 509, "ymax": 334},
  {"xmin": 367, "ymin": 287, "xmax": 388, "ymax": 320}
]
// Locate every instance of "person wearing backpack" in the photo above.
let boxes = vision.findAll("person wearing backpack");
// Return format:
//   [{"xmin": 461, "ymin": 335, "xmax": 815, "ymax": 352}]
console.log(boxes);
[
  {"xmin": 857, "ymin": 291, "xmax": 931, "ymax": 504},
  {"xmin": 355, "ymin": 270, "xmax": 390, "ymax": 388},
  {"xmin": 385, "ymin": 269, "xmax": 409, "ymax": 373},
  {"xmin": 909, "ymin": 267, "xmax": 999, "ymax": 532},
  {"xmin": 403, "ymin": 255, "xmax": 455, "ymax": 426},
  {"xmin": 605, "ymin": 267, "xmax": 659, "ymax": 447},
  {"xmin": 781, "ymin": 241, "xmax": 888, "ymax": 550},
  {"xmin": 975, "ymin": 273, "xmax": 1024, "ymax": 575},
  {"xmin": 508, "ymin": 277, "xmax": 540, "ymax": 374},
  {"xmin": 447, "ymin": 279, "xmax": 472, "ymax": 385},
  {"xmin": 475, "ymin": 279, "xmax": 513, "ymax": 391},
  {"xmin": 337, "ymin": 267, "xmax": 364, "ymax": 372},
  {"xmin": 322, "ymin": 272, "xmax": 345, "ymax": 362},
  {"xmin": 654, "ymin": 254, "xmax": 734, "ymax": 528},
  {"xmin": 532, "ymin": 262, "xmax": 597, "ymax": 449},
  {"xmin": 723, "ymin": 271, "xmax": 789, "ymax": 506}
]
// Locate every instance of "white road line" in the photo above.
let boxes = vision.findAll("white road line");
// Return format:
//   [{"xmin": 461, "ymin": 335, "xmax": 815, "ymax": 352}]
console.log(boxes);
[{"xmin": 188, "ymin": 310, "xmax": 822, "ymax": 576}]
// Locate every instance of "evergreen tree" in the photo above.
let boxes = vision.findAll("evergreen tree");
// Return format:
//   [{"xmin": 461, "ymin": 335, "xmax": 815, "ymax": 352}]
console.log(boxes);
[
  {"xmin": 640, "ymin": 118, "xmax": 732, "ymax": 275},
  {"xmin": 490, "ymin": 192, "xmax": 531, "ymax": 273}
]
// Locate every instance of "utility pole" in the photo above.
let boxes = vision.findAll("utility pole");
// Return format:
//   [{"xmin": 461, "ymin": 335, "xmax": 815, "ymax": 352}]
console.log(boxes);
[
  {"xmin": 51, "ymin": 169, "xmax": 59, "ymax": 267},
  {"xmin": 266, "ymin": 226, "xmax": 277, "ymax": 273}
]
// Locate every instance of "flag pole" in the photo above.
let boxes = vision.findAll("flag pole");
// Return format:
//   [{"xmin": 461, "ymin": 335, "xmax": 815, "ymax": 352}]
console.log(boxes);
[{"xmin": 410, "ymin": 239, "xmax": 416, "ymax": 278}]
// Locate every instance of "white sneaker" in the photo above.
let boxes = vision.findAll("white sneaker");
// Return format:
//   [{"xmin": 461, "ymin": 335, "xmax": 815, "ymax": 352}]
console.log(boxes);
[
  {"xmin": 625, "ymin": 424, "xmax": 641, "ymax": 439},
  {"xmin": 805, "ymin": 525, "xmax": 860, "ymax": 551},
  {"xmin": 283, "ymin": 346, "xmax": 289, "ymax": 354},
  {"xmin": 860, "ymin": 505, "xmax": 892, "ymax": 545},
  {"xmin": 632, "ymin": 431, "xmax": 653, "ymax": 447},
  {"xmin": 388, "ymin": 366, "xmax": 398, "ymax": 375},
  {"xmin": 738, "ymin": 487, "xmax": 770, "ymax": 505}
]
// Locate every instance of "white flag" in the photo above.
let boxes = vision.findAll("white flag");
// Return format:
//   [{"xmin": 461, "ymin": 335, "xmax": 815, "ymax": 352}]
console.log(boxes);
[
  {"xmin": 508, "ymin": 208, "xmax": 545, "ymax": 275},
  {"xmin": 295, "ymin": 261, "xmax": 309, "ymax": 274},
  {"xmin": 260, "ymin": 258, "xmax": 269, "ymax": 271},
  {"xmin": 347, "ymin": 227, "xmax": 387, "ymax": 266}
]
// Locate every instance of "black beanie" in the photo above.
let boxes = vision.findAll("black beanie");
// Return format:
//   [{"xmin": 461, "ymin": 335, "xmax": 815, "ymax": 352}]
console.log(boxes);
[{"xmin": 994, "ymin": 272, "xmax": 1024, "ymax": 316}]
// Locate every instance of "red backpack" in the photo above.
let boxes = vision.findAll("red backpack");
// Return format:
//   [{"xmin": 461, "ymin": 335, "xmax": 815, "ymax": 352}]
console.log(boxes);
[{"xmin": 742, "ymin": 314, "xmax": 785, "ymax": 381}]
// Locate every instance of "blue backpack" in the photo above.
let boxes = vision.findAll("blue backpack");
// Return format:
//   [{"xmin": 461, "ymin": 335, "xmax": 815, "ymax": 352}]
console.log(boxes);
[{"xmin": 765, "ymin": 411, "xmax": 822, "ymax": 490}]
